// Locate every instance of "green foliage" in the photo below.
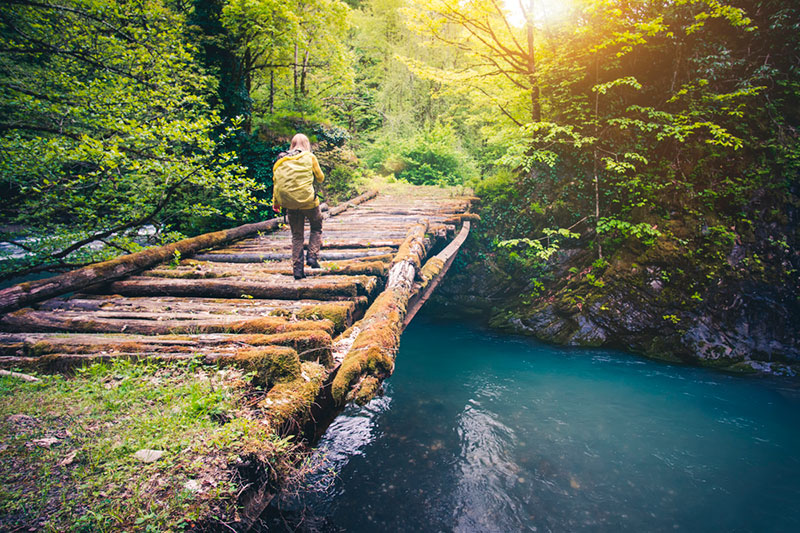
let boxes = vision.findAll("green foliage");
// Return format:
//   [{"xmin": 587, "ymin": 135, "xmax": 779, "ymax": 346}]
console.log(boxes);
[
  {"xmin": 366, "ymin": 123, "xmax": 477, "ymax": 185},
  {"xmin": 0, "ymin": 0, "xmax": 262, "ymax": 279},
  {"xmin": 315, "ymin": 142, "xmax": 364, "ymax": 203},
  {"xmin": 597, "ymin": 218, "xmax": 662, "ymax": 246}
]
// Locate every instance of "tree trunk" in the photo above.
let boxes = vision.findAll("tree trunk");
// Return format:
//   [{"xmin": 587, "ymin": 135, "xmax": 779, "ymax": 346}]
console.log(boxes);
[
  {"xmin": 593, "ymin": 59, "xmax": 603, "ymax": 260},
  {"xmin": 269, "ymin": 69, "xmax": 274, "ymax": 114},
  {"xmin": 526, "ymin": 1, "xmax": 540, "ymax": 122},
  {"xmin": 293, "ymin": 44, "xmax": 298, "ymax": 104},
  {"xmin": 300, "ymin": 50, "xmax": 310, "ymax": 96}
]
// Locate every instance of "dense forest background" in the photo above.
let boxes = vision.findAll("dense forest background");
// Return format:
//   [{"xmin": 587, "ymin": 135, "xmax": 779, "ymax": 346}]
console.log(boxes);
[{"xmin": 1, "ymin": 0, "xmax": 798, "ymax": 365}]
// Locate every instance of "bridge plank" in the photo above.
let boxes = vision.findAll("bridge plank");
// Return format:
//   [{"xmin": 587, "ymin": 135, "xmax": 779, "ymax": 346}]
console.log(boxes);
[
  {"xmin": 0, "ymin": 331, "xmax": 333, "ymax": 363},
  {"xmin": 93, "ymin": 274, "xmax": 379, "ymax": 300}
]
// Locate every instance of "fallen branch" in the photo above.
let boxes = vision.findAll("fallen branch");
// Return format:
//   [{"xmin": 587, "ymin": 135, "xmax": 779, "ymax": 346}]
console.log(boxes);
[{"xmin": 0, "ymin": 369, "xmax": 40, "ymax": 382}]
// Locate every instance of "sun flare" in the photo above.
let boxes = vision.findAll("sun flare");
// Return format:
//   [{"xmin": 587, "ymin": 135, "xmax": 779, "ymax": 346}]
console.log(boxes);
[{"xmin": 504, "ymin": 0, "xmax": 574, "ymax": 27}]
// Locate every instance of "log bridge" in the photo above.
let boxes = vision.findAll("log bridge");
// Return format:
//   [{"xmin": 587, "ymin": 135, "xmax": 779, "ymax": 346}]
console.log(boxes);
[{"xmin": 0, "ymin": 186, "xmax": 477, "ymax": 434}]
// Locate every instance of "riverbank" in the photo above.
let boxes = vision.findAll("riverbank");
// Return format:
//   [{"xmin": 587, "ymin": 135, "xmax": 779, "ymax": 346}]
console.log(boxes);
[
  {"xmin": 0, "ymin": 359, "xmax": 306, "ymax": 531},
  {"xmin": 433, "ymin": 190, "xmax": 799, "ymax": 377}
]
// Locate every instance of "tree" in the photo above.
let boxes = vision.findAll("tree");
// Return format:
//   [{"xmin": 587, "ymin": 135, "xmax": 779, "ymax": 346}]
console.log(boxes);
[{"xmin": 0, "ymin": 0, "xmax": 260, "ymax": 279}]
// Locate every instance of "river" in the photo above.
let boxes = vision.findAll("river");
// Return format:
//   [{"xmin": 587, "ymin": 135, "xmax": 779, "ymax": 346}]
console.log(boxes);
[{"xmin": 262, "ymin": 315, "xmax": 800, "ymax": 532}]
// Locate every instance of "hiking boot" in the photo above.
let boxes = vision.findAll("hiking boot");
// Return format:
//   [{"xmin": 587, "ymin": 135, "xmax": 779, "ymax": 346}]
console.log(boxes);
[
  {"xmin": 293, "ymin": 269, "xmax": 305, "ymax": 280},
  {"xmin": 306, "ymin": 257, "xmax": 321, "ymax": 269}
]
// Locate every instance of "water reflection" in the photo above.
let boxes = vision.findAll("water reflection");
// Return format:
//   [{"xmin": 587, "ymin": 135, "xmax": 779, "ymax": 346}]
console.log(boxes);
[{"xmin": 452, "ymin": 404, "xmax": 521, "ymax": 532}]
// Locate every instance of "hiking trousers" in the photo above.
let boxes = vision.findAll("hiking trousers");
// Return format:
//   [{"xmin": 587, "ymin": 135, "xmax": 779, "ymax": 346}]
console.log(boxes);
[{"xmin": 287, "ymin": 206, "xmax": 323, "ymax": 277}]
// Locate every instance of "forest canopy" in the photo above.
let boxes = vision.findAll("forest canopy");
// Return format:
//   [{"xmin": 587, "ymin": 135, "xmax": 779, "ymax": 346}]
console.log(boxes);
[{"xmin": 1, "ymin": 0, "xmax": 797, "ymax": 288}]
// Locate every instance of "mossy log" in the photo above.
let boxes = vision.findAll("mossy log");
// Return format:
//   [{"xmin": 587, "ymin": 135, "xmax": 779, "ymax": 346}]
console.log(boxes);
[
  {"xmin": 0, "ymin": 309, "xmax": 334, "ymax": 336},
  {"xmin": 0, "ymin": 330, "xmax": 333, "ymax": 365},
  {"xmin": 442, "ymin": 213, "xmax": 481, "ymax": 225},
  {"xmin": 95, "ymin": 274, "xmax": 378, "ymax": 300},
  {"xmin": 144, "ymin": 259, "xmax": 389, "ymax": 280},
  {"xmin": 260, "ymin": 361, "xmax": 327, "ymax": 435},
  {"xmin": 404, "ymin": 221, "xmax": 472, "ymax": 328},
  {"xmin": 223, "ymin": 240, "xmax": 402, "ymax": 250},
  {"xmin": 0, "ymin": 344, "xmax": 314, "ymax": 378},
  {"xmin": 331, "ymin": 221, "xmax": 432, "ymax": 405},
  {"xmin": 222, "ymin": 346, "xmax": 302, "ymax": 388}
]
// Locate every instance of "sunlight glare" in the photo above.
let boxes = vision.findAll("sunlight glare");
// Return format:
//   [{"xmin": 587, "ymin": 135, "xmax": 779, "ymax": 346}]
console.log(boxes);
[{"xmin": 503, "ymin": 0, "xmax": 573, "ymax": 27}]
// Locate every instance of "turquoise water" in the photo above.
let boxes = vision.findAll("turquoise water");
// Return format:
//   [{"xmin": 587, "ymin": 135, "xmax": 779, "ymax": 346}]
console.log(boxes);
[{"xmin": 265, "ymin": 317, "xmax": 800, "ymax": 532}]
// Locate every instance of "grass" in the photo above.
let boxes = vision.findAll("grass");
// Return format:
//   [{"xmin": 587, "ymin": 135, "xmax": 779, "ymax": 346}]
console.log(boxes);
[{"xmin": 0, "ymin": 358, "xmax": 300, "ymax": 532}]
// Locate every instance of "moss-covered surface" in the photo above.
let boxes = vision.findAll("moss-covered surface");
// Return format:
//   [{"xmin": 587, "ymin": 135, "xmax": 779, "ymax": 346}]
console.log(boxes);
[
  {"xmin": 331, "ymin": 291, "xmax": 404, "ymax": 404},
  {"xmin": 443, "ymin": 213, "xmax": 481, "ymax": 225},
  {"xmin": 0, "ymin": 359, "xmax": 303, "ymax": 531},
  {"xmin": 235, "ymin": 331, "xmax": 334, "ymax": 366},
  {"xmin": 351, "ymin": 376, "xmax": 381, "ymax": 406},
  {"xmin": 419, "ymin": 257, "xmax": 445, "ymax": 289},
  {"xmin": 259, "ymin": 362, "xmax": 326, "ymax": 433},
  {"xmin": 323, "ymin": 260, "xmax": 388, "ymax": 277},
  {"xmin": 296, "ymin": 303, "xmax": 353, "ymax": 334},
  {"xmin": 226, "ymin": 346, "xmax": 301, "ymax": 388},
  {"xmin": 227, "ymin": 316, "xmax": 334, "ymax": 336},
  {"xmin": 392, "ymin": 223, "xmax": 428, "ymax": 271}
]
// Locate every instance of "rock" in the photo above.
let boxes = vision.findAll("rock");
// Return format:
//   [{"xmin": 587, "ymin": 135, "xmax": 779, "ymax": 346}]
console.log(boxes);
[
  {"xmin": 7, "ymin": 414, "xmax": 38, "ymax": 427},
  {"xmin": 28, "ymin": 437, "xmax": 60, "ymax": 448},
  {"xmin": 134, "ymin": 449, "xmax": 165, "ymax": 463},
  {"xmin": 58, "ymin": 450, "xmax": 78, "ymax": 466},
  {"xmin": 568, "ymin": 314, "xmax": 607, "ymax": 346},
  {"xmin": 183, "ymin": 479, "xmax": 202, "ymax": 492}
]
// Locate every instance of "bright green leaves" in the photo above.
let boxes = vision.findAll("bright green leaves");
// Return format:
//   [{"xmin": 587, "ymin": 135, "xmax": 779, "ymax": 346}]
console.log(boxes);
[
  {"xmin": 497, "ymin": 228, "xmax": 580, "ymax": 264},
  {"xmin": 597, "ymin": 218, "xmax": 662, "ymax": 246},
  {"xmin": 0, "ymin": 0, "xmax": 260, "ymax": 278}
]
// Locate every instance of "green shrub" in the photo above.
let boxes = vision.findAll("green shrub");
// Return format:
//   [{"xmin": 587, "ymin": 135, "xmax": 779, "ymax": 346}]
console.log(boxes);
[{"xmin": 362, "ymin": 124, "xmax": 477, "ymax": 186}]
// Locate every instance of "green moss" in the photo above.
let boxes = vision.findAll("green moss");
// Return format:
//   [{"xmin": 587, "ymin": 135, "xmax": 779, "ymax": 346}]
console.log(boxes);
[
  {"xmin": 260, "ymin": 362, "xmax": 326, "ymax": 431},
  {"xmin": 419, "ymin": 257, "xmax": 445, "ymax": 288},
  {"xmin": 332, "ymin": 345, "xmax": 394, "ymax": 404},
  {"xmin": 227, "ymin": 317, "xmax": 334, "ymax": 336},
  {"xmin": 352, "ymin": 376, "xmax": 381, "ymax": 405},
  {"xmin": 443, "ymin": 213, "xmax": 481, "ymax": 225},
  {"xmin": 227, "ymin": 346, "xmax": 301, "ymax": 388},
  {"xmin": 724, "ymin": 361, "xmax": 759, "ymax": 374},
  {"xmin": 392, "ymin": 223, "xmax": 428, "ymax": 271},
  {"xmin": 297, "ymin": 303, "xmax": 353, "ymax": 333}
]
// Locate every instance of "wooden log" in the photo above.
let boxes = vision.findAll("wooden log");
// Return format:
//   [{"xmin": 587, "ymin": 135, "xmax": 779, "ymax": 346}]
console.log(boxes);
[
  {"xmin": 331, "ymin": 221, "xmax": 431, "ymax": 405},
  {"xmin": 404, "ymin": 221, "xmax": 471, "ymax": 328},
  {"xmin": 36, "ymin": 296, "xmax": 361, "ymax": 327},
  {"xmin": 193, "ymin": 248, "xmax": 393, "ymax": 263},
  {"xmin": 327, "ymin": 189, "xmax": 378, "ymax": 216},
  {"xmin": 95, "ymin": 275, "xmax": 378, "ymax": 300},
  {"xmin": 0, "ymin": 308, "xmax": 334, "ymax": 336},
  {"xmin": 0, "ymin": 369, "xmax": 40, "ymax": 382},
  {"xmin": 221, "ymin": 240, "xmax": 402, "ymax": 251},
  {"xmin": 0, "ymin": 344, "xmax": 318, "ymax": 375},
  {"xmin": 144, "ymin": 259, "xmax": 388, "ymax": 279},
  {"xmin": 0, "ymin": 330, "xmax": 333, "ymax": 366}
]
